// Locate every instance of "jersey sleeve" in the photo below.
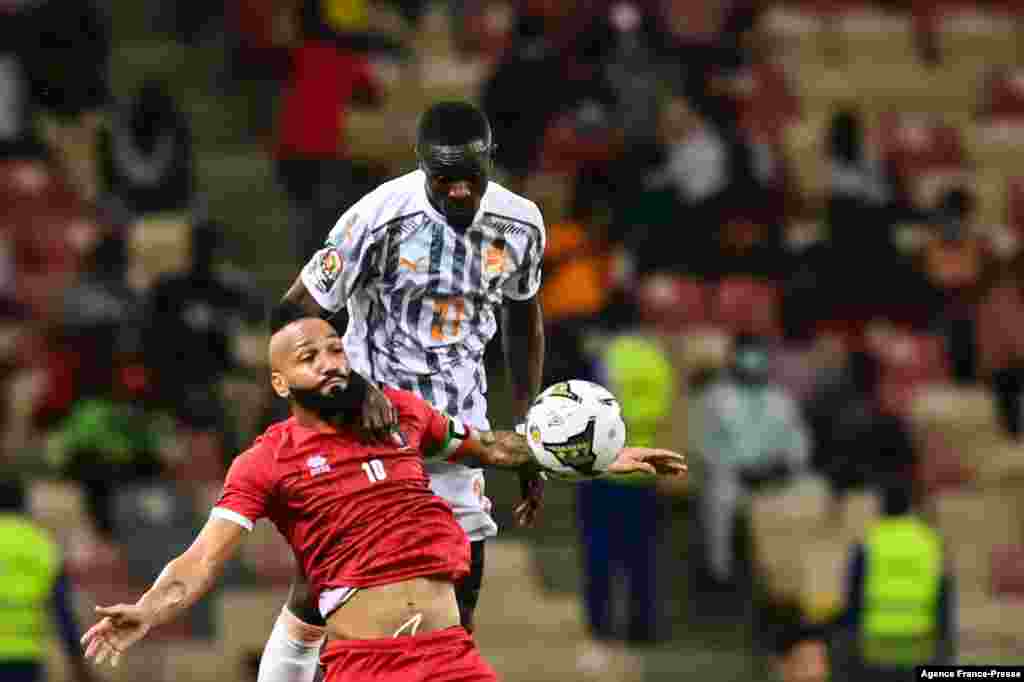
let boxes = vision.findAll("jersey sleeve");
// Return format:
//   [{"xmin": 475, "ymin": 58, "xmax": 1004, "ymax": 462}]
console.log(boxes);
[
  {"xmin": 397, "ymin": 392, "xmax": 471, "ymax": 463},
  {"xmin": 502, "ymin": 203, "xmax": 546, "ymax": 301},
  {"xmin": 299, "ymin": 202, "xmax": 382, "ymax": 313},
  {"xmin": 211, "ymin": 444, "xmax": 275, "ymax": 531}
]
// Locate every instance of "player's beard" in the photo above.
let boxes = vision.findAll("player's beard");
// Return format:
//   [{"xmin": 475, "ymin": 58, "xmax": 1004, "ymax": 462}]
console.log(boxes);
[{"xmin": 289, "ymin": 377, "xmax": 366, "ymax": 421}]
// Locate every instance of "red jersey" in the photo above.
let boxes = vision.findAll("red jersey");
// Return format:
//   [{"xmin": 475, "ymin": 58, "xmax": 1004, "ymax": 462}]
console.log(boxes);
[{"xmin": 213, "ymin": 388, "xmax": 472, "ymax": 607}]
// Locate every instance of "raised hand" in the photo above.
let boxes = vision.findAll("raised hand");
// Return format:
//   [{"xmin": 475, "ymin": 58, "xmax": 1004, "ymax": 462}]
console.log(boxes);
[
  {"xmin": 361, "ymin": 381, "xmax": 398, "ymax": 442},
  {"xmin": 606, "ymin": 448, "xmax": 688, "ymax": 478},
  {"xmin": 513, "ymin": 468, "xmax": 546, "ymax": 528},
  {"xmin": 80, "ymin": 603, "xmax": 153, "ymax": 668}
]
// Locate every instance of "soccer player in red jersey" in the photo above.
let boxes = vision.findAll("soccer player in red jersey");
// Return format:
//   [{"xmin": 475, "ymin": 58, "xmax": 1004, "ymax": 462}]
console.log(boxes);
[{"xmin": 79, "ymin": 307, "xmax": 686, "ymax": 682}]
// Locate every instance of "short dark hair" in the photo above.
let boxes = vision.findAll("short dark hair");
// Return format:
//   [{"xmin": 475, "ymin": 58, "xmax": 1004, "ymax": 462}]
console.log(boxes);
[
  {"xmin": 881, "ymin": 482, "xmax": 913, "ymax": 516},
  {"xmin": 269, "ymin": 301, "xmax": 316, "ymax": 335},
  {"xmin": 0, "ymin": 477, "xmax": 27, "ymax": 513},
  {"xmin": 416, "ymin": 101, "xmax": 492, "ymax": 150}
]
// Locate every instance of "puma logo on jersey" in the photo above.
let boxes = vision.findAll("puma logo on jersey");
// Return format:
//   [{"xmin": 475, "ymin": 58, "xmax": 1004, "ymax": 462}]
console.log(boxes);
[{"xmin": 399, "ymin": 256, "xmax": 428, "ymax": 273}]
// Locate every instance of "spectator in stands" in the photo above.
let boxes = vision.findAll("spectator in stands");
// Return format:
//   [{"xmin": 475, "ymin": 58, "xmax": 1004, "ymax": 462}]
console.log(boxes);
[
  {"xmin": 634, "ymin": 92, "xmax": 727, "ymax": 276},
  {"xmin": 690, "ymin": 332, "xmax": 810, "ymax": 591},
  {"xmin": 823, "ymin": 107, "xmax": 927, "ymax": 322},
  {"xmin": 975, "ymin": 252, "xmax": 1024, "ymax": 439},
  {"xmin": 43, "ymin": 373, "xmax": 172, "ymax": 548},
  {"xmin": 3, "ymin": 0, "xmax": 111, "ymax": 200},
  {"xmin": 142, "ymin": 219, "xmax": 264, "ymax": 458},
  {"xmin": 839, "ymin": 482, "xmax": 955, "ymax": 679},
  {"xmin": 480, "ymin": 1, "xmax": 591, "ymax": 189},
  {"xmin": 273, "ymin": 19, "xmax": 384, "ymax": 261},
  {"xmin": 803, "ymin": 346, "xmax": 917, "ymax": 516},
  {"xmin": 772, "ymin": 619, "xmax": 830, "ymax": 682},
  {"xmin": 577, "ymin": 326, "xmax": 677, "ymax": 674},
  {"xmin": 97, "ymin": 79, "xmax": 195, "ymax": 217},
  {"xmin": 56, "ymin": 232, "xmax": 144, "ymax": 408},
  {"xmin": 921, "ymin": 187, "xmax": 991, "ymax": 382},
  {"xmin": 0, "ymin": 478, "xmax": 96, "ymax": 682}
]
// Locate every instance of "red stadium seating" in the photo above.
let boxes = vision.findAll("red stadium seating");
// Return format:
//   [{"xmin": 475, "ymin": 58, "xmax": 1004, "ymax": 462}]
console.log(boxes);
[
  {"xmin": 991, "ymin": 544, "xmax": 1024, "ymax": 598},
  {"xmin": 460, "ymin": 3, "xmax": 515, "ymax": 62},
  {"xmin": 1008, "ymin": 177, "xmax": 1024, "ymax": 239},
  {"xmin": 732, "ymin": 60, "xmax": 802, "ymax": 143},
  {"xmin": 977, "ymin": 67, "xmax": 1024, "ymax": 127},
  {"xmin": 537, "ymin": 111, "xmax": 620, "ymax": 175},
  {"xmin": 637, "ymin": 274, "xmax": 710, "ymax": 332},
  {"xmin": 710, "ymin": 276, "xmax": 783, "ymax": 339},
  {"xmin": 879, "ymin": 112, "xmax": 967, "ymax": 177},
  {"xmin": 916, "ymin": 429, "xmax": 973, "ymax": 496},
  {"xmin": 868, "ymin": 330, "xmax": 951, "ymax": 415}
]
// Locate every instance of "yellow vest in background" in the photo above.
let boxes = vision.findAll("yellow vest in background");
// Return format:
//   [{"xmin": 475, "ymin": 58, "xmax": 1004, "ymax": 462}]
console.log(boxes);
[
  {"xmin": 322, "ymin": 0, "xmax": 369, "ymax": 32},
  {"xmin": 862, "ymin": 516, "xmax": 942, "ymax": 665},
  {"xmin": 0, "ymin": 515, "xmax": 60, "ymax": 661},
  {"xmin": 601, "ymin": 335, "xmax": 676, "ymax": 485}
]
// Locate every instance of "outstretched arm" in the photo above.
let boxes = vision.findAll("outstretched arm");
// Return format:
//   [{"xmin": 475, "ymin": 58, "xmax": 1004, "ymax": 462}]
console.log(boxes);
[
  {"xmin": 444, "ymin": 422, "xmax": 687, "ymax": 479},
  {"xmin": 81, "ymin": 518, "xmax": 246, "ymax": 667}
]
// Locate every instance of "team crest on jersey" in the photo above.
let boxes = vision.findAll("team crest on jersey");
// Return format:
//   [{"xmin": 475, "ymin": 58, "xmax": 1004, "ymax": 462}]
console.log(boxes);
[
  {"xmin": 307, "ymin": 455, "xmax": 331, "ymax": 476},
  {"xmin": 484, "ymin": 244, "xmax": 507, "ymax": 277},
  {"xmin": 312, "ymin": 248, "xmax": 342, "ymax": 293}
]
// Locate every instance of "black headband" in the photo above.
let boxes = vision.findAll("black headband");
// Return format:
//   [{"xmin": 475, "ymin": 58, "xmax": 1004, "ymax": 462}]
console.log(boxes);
[{"xmin": 417, "ymin": 139, "xmax": 493, "ymax": 177}]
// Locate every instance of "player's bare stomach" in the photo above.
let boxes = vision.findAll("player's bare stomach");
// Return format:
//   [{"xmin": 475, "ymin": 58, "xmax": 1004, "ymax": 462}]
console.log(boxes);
[{"xmin": 326, "ymin": 576, "xmax": 460, "ymax": 639}]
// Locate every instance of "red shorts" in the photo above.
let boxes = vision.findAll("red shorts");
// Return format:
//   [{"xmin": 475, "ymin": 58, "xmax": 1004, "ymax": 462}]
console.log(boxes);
[{"xmin": 320, "ymin": 626, "xmax": 498, "ymax": 682}]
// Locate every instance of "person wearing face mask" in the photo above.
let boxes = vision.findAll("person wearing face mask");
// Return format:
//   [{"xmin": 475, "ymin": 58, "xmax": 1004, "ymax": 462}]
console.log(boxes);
[{"xmin": 690, "ymin": 332, "xmax": 811, "ymax": 591}]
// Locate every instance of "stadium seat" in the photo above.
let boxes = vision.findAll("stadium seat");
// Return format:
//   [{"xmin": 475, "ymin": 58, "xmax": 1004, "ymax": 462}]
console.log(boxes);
[
  {"xmin": 1008, "ymin": 177, "xmax": 1024, "ymax": 239},
  {"xmin": 167, "ymin": 428, "xmax": 227, "ymax": 485},
  {"xmin": 916, "ymin": 427, "xmax": 973, "ymax": 496},
  {"xmin": 933, "ymin": 489, "xmax": 1024, "ymax": 605},
  {"xmin": 732, "ymin": 60, "xmax": 802, "ymax": 144},
  {"xmin": 459, "ymin": 2, "xmax": 514, "ymax": 62},
  {"xmin": 637, "ymin": 274, "xmax": 710, "ymax": 332},
  {"xmin": 867, "ymin": 328, "xmax": 951, "ymax": 415},
  {"xmin": 991, "ymin": 544, "xmax": 1024, "ymax": 598},
  {"xmin": 879, "ymin": 112, "xmax": 970, "ymax": 209},
  {"xmin": 710, "ymin": 276, "xmax": 783, "ymax": 339},
  {"xmin": 977, "ymin": 67, "xmax": 1024, "ymax": 128},
  {"xmin": 536, "ymin": 109, "xmax": 620, "ymax": 175},
  {"xmin": 127, "ymin": 213, "xmax": 191, "ymax": 292}
]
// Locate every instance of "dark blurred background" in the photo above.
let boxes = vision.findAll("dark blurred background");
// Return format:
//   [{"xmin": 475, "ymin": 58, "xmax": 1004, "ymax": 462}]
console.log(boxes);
[{"xmin": 1, "ymin": 1, "xmax": 1023, "ymax": 681}]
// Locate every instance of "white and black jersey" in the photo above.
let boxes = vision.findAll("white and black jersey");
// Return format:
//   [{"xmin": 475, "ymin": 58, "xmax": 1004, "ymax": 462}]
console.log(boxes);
[{"xmin": 300, "ymin": 169, "xmax": 545, "ymax": 539}]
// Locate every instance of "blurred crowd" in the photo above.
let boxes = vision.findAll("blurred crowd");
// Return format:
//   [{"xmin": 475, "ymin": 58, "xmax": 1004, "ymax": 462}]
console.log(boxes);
[{"xmin": 2, "ymin": 0, "xmax": 1024, "ymax": 680}]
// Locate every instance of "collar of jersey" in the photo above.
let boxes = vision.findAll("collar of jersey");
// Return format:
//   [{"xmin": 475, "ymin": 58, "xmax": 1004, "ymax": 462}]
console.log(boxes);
[{"xmin": 287, "ymin": 416, "xmax": 353, "ymax": 446}]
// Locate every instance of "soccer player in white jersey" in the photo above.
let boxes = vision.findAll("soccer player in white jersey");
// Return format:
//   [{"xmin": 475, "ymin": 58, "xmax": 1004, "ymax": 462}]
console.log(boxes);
[{"xmin": 256, "ymin": 101, "xmax": 547, "ymax": 682}]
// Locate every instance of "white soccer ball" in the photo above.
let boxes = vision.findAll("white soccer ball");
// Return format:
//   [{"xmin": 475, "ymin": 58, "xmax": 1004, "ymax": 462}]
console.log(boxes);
[{"xmin": 525, "ymin": 380, "xmax": 627, "ymax": 480}]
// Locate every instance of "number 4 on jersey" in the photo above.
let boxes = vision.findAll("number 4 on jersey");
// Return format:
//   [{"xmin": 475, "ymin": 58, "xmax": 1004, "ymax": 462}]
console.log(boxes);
[{"xmin": 362, "ymin": 459, "xmax": 387, "ymax": 483}]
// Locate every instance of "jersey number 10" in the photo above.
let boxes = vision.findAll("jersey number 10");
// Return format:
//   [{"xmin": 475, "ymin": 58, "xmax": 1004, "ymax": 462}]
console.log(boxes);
[{"xmin": 362, "ymin": 459, "xmax": 387, "ymax": 483}]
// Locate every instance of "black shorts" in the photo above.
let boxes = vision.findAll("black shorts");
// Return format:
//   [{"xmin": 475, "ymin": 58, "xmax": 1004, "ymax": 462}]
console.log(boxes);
[{"xmin": 454, "ymin": 540, "xmax": 486, "ymax": 630}]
